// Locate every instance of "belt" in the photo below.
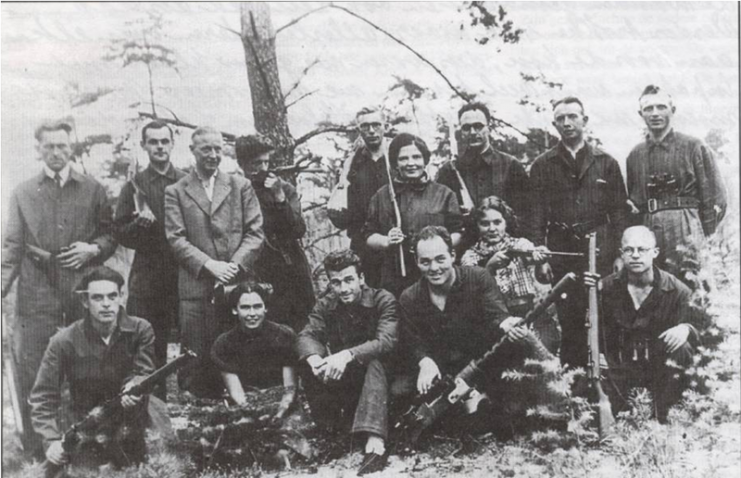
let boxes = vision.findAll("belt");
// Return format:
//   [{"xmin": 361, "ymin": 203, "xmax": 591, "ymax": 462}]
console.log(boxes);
[{"xmin": 639, "ymin": 196, "xmax": 700, "ymax": 214}]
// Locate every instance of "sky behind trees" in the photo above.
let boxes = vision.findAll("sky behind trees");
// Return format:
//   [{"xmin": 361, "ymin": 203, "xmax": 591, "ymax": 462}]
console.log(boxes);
[{"xmin": 2, "ymin": 2, "xmax": 738, "ymax": 207}]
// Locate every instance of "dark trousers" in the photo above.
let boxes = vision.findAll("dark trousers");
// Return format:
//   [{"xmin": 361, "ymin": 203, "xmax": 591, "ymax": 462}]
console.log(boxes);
[
  {"xmin": 178, "ymin": 298, "xmax": 228, "ymax": 398},
  {"xmin": 126, "ymin": 296, "xmax": 176, "ymax": 400},
  {"xmin": 603, "ymin": 342, "xmax": 694, "ymax": 422},
  {"xmin": 301, "ymin": 359, "xmax": 389, "ymax": 440}
]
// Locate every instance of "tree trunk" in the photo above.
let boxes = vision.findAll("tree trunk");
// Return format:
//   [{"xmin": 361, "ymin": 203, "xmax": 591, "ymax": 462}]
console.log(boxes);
[{"xmin": 240, "ymin": 3, "xmax": 293, "ymax": 166}]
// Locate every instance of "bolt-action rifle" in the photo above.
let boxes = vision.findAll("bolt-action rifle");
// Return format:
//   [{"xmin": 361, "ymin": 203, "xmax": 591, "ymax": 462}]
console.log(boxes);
[
  {"xmin": 395, "ymin": 273, "xmax": 577, "ymax": 444},
  {"xmin": 586, "ymin": 232, "xmax": 616, "ymax": 441},
  {"xmin": 44, "ymin": 350, "xmax": 197, "ymax": 478}
]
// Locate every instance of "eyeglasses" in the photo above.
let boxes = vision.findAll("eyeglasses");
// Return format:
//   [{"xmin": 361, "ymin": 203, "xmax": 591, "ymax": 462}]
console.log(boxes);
[
  {"xmin": 358, "ymin": 122, "xmax": 383, "ymax": 132},
  {"xmin": 460, "ymin": 123, "xmax": 487, "ymax": 133},
  {"xmin": 620, "ymin": 247, "xmax": 654, "ymax": 256}
]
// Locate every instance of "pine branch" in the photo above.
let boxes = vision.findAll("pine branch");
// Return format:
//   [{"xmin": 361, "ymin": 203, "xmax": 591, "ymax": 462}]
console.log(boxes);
[
  {"xmin": 294, "ymin": 125, "xmax": 353, "ymax": 147},
  {"xmin": 275, "ymin": 5, "xmax": 331, "ymax": 35},
  {"xmin": 285, "ymin": 89, "xmax": 319, "ymax": 110}
]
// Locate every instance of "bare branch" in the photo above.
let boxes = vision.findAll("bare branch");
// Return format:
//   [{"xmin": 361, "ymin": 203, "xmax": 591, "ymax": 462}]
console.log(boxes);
[
  {"xmin": 491, "ymin": 116, "xmax": 528, "ymax": 137},
  {"xmin": 137, "ymin": 112, "xmax": 237, "ymax": 141},
  {"xmin": 217, "ymin": 24, "xmax": 241, "ymax": 37},
  {"xmin": 294, "ymin": 124, "xmax": 353, "ymax": 148},
  {"xmin": 275, "ymin": 5, "xmax": 331, "ymax": 35},
  {"xmin": 285, "ymin": 89, "xmax": 319, "ymax": 110},
  {"xmin": 328, "ymin": 3, "xmax": 473, "ymax": 103},
  {"xmin": 284, "ymin": 58, "xmax": 320, "ymax": 100}
]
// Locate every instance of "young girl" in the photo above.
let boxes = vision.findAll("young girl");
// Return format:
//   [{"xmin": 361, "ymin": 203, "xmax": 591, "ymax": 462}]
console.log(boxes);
[{"xmin": 460, "ymin": 196, "xmax": 559, "ymax": 352}]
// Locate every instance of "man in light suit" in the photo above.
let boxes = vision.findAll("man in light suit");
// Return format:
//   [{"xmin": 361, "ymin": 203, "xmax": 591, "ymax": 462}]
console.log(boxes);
[{"xmin": 165, "ymin": 126, "xmax": 264, "ymax": 397}]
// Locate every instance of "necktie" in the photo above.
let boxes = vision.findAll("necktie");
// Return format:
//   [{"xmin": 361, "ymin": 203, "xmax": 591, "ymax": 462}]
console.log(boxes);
[{"xmin": 54, "ymin": 173, "xmax": 62, "ymax": 189}]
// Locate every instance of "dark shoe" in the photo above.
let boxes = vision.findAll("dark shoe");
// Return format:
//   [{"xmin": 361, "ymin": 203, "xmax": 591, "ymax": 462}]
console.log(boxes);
[{"xmin": 357, "ymin": 451, "xmax": 389, "ymax": 476}]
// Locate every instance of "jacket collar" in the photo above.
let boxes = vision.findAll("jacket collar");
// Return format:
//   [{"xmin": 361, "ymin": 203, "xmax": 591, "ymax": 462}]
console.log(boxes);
[
  {"xmin": 37, "ymin": 165, "xmax": 84, "ymax": 185},
  {"xmin": 614, "ymin": 266, "xmax": 676, "ymax": 293},
  {"xmin": 184, "ymin": 170, "xmax": 232, "ymax": 215},
  {"xmin": 82, "ymin": 309, "xmax": 136, "ymax": 342},
  {"xmin": 647, "ymin": 129, "xmax": 675, "ymax": 151},
  {"xmin": 555, "ymin": 141, "xmax": 598, "ymax": 181},
  {"xmin": 144, "ymin": 162, "xmax": 179, "ymax": 181}
]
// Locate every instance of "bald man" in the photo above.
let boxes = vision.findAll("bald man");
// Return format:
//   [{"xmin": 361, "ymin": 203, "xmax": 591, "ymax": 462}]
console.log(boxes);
[{"xmin": 590, "ymin": 226, "xmax": 706, "ymax": 422}]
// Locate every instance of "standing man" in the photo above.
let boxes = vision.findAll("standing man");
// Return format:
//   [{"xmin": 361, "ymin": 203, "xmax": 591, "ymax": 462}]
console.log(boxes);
[
  {"xmin": 592, "ymin": 226, "xmax": 706, "ymax": 422},
  {"xmin": 235, "ymin": 134, "xmax": 315, "ymax": 331},
  {"xmin": 165, "ymin": 126, "xmax": 264, "ymax": 398},
  {"xmin": 436, "ymin": 102, "xmax": 530, "ymax": 244},
  {"xmin": 337, "ymin": 106, "xmax": 392, "ymax": 287},
  {"xmin": 297, "ymin": 250, "xmax": 398, "ymax": 475},
  {"xmin": 626, "ymin": 85, "xmax": 726, "ymax": 281},
  {"xmin": 2, "ymin": 119, "xmax": 116, "ymax": 458},
  {"xmin": 30, "ymin": 266, "xmax": 155, "ymax": 470},
  {"xmin": 115, "ymin": 120, "xmax": 186, "ymax": 400},
  {"xmin": 530, "ymin": 97, "xmax": 628, "ymax": 369}
]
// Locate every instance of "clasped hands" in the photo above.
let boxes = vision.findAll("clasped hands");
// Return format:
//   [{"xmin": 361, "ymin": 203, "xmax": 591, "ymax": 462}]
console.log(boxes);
[
  {"xmin": 57, "ymin": 242, "xmax": 100, "ymax": 270},
  {"xmin": 307, "ymin": 350, "xmax": 353, "ymax": 382},
  {"xmin": 205, "ymin": 260, "xmax": 240, "ymax": 284}
]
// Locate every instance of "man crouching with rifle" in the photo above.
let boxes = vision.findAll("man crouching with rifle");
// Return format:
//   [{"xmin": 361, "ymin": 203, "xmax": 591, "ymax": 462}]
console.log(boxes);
[
  {"xmin": 30, "ymin": 266, "xmax": 165, "ymax": 475},
  {"xmin": 394, "ymin": 226, "xmax": 556, "ymax": 443}
]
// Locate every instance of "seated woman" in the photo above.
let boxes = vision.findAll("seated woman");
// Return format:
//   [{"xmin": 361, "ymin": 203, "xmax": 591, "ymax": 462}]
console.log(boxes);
[
  {"xmin": 460, "ymin": 196, "xmax": 559, "ymax": 352},
  {"xmin": 363, "ymin": 133, "xmax": 463, "ymax": 297},
  {"xmin": 211, "ymin": 280, "xmax": 297, "ymax": 419}
]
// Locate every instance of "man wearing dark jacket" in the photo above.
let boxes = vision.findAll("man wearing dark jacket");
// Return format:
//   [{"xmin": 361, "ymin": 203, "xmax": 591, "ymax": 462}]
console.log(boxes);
[
  {"xmin": 115, "ymin": 121, "xmax": 186, "ymax": 399},
  {"xmin": 297, "ymin": 249, "xmax": 398, "ymax": 475},
  {"xmin": 530, "ymin": 96, "xmax": 629, "ymax": 368},
  {"xmin": 235, "ymin": 134, "xmax": 315, "ymax": 332}
]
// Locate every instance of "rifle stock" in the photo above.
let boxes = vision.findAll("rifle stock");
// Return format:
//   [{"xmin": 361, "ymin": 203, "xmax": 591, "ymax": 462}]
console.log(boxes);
[
  {"xmin": 587, "ymin": 232, "xmax": 616, "ymax": 441},
  {"xmin": 42, "ymin": 350, "xmax": 197, "ymax": 477},
  {"xmin": 383, "ymin": 154, "xmax": 406, "ymax": 277}
]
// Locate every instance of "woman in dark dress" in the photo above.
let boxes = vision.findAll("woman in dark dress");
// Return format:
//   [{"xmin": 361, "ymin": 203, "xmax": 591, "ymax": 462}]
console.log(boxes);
[
  {"xmin": 211, "ymin": 281, "xmax": 297, "ymax": 418},
  {"xmin": 363, "ymin": 133, "xmax": 463, "ymax": 297}
]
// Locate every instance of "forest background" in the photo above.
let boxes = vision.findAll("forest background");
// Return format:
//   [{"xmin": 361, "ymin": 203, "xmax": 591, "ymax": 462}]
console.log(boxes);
[{"xmin": 1, "ymin": 2, "xmax": 739, "ymax": 477}]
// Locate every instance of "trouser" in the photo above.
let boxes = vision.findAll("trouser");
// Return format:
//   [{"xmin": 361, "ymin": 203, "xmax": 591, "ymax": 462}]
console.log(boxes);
[
  {"xmin": 603, "ymin": 342, "xmax": 694, "ymax": 423},
  {"xmin": 301, "ymin": 359, "xmax": 389, "ymax": 440},
  {"xmin": 126, "ymin": 295, "xmax": 176, "ymax": 401},
  {"xmin": 178, "ymin": 298, "xmax": 227, "ymax": 398}
]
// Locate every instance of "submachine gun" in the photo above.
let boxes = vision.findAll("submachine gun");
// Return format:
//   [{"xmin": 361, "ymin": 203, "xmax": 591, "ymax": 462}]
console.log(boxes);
[
  {"xmin": 395, "ymin": 273, "xmax": 577, "ymax": 445},
  {"xmin": 44, "ymin": 350, "xmax": 197, "ymax": 478}
]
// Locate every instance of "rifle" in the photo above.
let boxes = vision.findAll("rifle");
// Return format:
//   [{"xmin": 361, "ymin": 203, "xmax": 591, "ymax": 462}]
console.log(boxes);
[
  {"xmin": 4, "ymin": 353, "xmax": 24, "ymax": 438},
  {"xmin": 383, "ymin": 153, "xmax": 406, "ymax": 278},
  {"xmin": 586, "ymin": 232, "xmax": 615, "ymax": 441},
  {"xmin": 448, "ymin": 113, "xmax": 475, "ymax": 214},
  {"xmin": 395, "ymin": 273, "xmax": 577, "ymax": 444},
  {"xmin": 44, "ymin": 350, "xmax": 197, "ymax": 478}
]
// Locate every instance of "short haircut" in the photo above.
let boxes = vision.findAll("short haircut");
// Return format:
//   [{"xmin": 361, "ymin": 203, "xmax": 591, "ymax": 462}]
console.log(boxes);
[
  {"xmin": 323, "ymin": 249, "xmax": 362, "ymax": 275},
  {"xmin": 35, "ymin": 119, "xmax": 73, "ymax": 142},
  {"xmin": 388, "ymin": 132, "xmax": 431, "ymax": 166},
  {"xmin": 228, "ymin": 280, "xmax": 274, "ymax": 309},
  {"xmin": 75, "ymin": 266, "xmax": 125, "ymax": 293},
  {"xmin": 191, "ymin": 126, "xmax": 221, "ymax": 143},
  {"xmin": 413, "ymin": 225, "xmax": 454, "ymax": 255},
  {"xmin": 355, "ymin": 106, "xmax": 385, "ymax": 122},
  {"xmin": 458, "ymin": 102, "xmax": 491, "ymax": 123},
  {"xmin": 639, "ymin": 84, "xmax": 673, "ymax": 106},
  {"xmin": 474, "ymin": 196, "xmax": 519, "ymax": 236},
  {"xmin": 141, "ymin": 120, "xmax": 174, "ymax": 143},
  {"xmin": 235, "ymin": 134, "xmax": 274, "ymax": 166},
  {"xmin": 552, "ymin": 96, "xmax": 585, "ymax": 114},
  {"xmin": 621, "ymin": 225, "xmax": 658, "ymax": 247}
]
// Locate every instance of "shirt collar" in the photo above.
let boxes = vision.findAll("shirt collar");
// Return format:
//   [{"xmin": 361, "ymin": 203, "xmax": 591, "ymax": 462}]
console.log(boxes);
[
  {"xmin": 647, "ymin": 129, "xmax": 675, "ymax": 149},
  {"xmin": 83, "ymin": 309, "xmax": 136, "ymax": 342},
  {"xmin": 145, "ymin": 162, "xmax": 177, "ymax": 181},
  {"xmin": 616, "ymin": 266, "xmax": 675, "ymax": 292},
  {"xmin": 43, "ymin": 162, "xmax": 72, "ymax": 185}
]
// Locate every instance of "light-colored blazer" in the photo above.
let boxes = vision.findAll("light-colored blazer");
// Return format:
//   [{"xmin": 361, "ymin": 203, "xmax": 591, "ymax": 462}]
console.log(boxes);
[{"xmin": 165, "ymin": 171, "xmax": 264, "ymax": 300}]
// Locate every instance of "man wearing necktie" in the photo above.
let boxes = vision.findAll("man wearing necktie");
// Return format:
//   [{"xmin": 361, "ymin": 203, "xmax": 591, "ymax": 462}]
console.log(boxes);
[
  {"xmin": 2, "ymin": 118, "xmax": 116, "ymax": 458},
  {"xmin": 164, "ymin": 126, "xmax": 264, "ymax": 398}
]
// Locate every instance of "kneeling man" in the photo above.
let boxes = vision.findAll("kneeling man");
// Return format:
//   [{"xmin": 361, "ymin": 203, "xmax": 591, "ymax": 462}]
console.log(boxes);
[
  {"xmin": 30, "ymin": 266, "xmax": 155, "ymax": 470},
  {"xmin": 297, "ymin": 250, "xmax": 398, "ymax": 475},
  {"xmin": 597, "ymin": 226, "xmax": 706, "ymax": 422}
]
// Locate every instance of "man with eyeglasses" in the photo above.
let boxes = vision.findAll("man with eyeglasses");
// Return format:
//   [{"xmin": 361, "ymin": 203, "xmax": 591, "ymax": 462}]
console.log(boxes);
[
  {"xmin": 530, "ymin": 96, "xmax": 629, "ymax": 369},
  {"xmin": 625, "ymin": 85, "xmax": 726, "ymax": 283},
  {"xmin": 2, "ymin": 118, "xmax": 116, "ymax": 459},
  {"xmin": 585, "ymin": 226, "xmax": 706, "ymax": 422},
  {"xmin": 30, "ymin": 266, "xmax": 156, "ymax": 470},
  {"xmin": 114, "ymin": 121, "xmax": 186, "ymax": 400},
  {"xmin": 342, "ymin": 106, "xmax": 392, "ymax": 287},
  {"xmin": 436, "ymin": 102, "xmax": 530, "ymax": 243}
]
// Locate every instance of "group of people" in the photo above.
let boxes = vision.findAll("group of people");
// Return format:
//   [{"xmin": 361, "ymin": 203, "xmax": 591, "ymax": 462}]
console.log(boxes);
[{"xmin": 1, "ymin": 84, "xmax": 725, "ymax": 475}]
